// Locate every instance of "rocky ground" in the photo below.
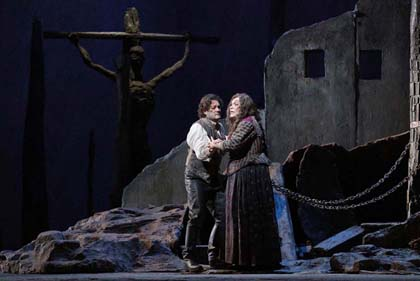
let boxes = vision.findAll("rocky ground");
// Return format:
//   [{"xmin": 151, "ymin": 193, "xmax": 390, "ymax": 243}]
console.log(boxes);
[
  {"xmin": 1, "ymin": 204, "xmax": 420, "ymax": 276},
  {"xmin": 1, "ymin": 272, "xmax": 420, "ymax": 281},
  {"xmin": 0, "ymin": 205, "xmax": 186, "ymax": 274},
  {"xmin": 1, "ymin": 131, "xmax": 419, "ymax": 276}
]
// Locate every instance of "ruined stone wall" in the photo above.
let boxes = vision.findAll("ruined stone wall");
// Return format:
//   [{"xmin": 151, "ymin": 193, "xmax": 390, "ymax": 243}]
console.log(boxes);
[
  {"xmin": 265, "ymin": 0, "xmax": 410, "ymax": 163},
  {"xmin": 122, "ymin": 142, "xmax": 188, "ymax": 209},
  {"xmin": 356, "ymin": 0, "xmax": 410, "ymax": 144}
]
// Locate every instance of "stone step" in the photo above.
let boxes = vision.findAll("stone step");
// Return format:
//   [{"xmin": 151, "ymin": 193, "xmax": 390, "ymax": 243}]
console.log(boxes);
[{"xmin": 360, "ymin": 222, "xmax": 404, "ymax": 233}]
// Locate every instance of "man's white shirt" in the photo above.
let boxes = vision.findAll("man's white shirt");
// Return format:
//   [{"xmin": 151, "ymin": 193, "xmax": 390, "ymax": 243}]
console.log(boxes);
[{"xmin": 186, "ymin": 121, "xmax": 224, "ymax": 162}]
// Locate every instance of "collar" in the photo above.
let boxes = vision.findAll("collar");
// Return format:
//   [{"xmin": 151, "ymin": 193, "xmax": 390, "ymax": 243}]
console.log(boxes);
[{"xmin": 204, "ymin": 118, "xmax": 221, "ymax": 130}]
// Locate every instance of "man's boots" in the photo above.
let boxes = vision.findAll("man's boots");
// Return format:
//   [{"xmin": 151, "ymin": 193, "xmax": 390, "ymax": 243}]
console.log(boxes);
[
  {"xmin": 183, "ymin": 224, "xmax": 203, "ymax": 272},
  {"xmin": 208, "ymin": 198, "xmax": 226, "ymax": 269},
  {"xmin": 184, "ymin": 258, "xmax": 203, "ymax": 272}
]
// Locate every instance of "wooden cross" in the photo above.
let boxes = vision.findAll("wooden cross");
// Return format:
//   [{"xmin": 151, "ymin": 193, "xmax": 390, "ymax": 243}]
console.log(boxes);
[{"xmin": 44, "ymin": 7, "xmax": 218, "ymax": 207}]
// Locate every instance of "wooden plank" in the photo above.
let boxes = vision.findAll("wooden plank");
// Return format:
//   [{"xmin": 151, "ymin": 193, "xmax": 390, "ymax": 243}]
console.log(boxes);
[
  {"xmin": 312, "ymin": 225, "xmax": 365, "ymax": 256},
  {"xmin": 270, "ymin": 162, "xmax": 297, "ymax": 261},
  {"xmin": 43, "ymin": 31, "xmax": 219, "ymax": 44}
]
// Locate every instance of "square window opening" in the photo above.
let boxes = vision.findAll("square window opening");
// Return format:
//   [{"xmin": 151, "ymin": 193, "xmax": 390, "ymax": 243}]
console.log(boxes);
[
  {"xmin": 359, "ymin": 50, "xmax": 382, "ymax": 80},
  {"xmin": 304, "ymin": 49, "xmax": 325, "ymax": 78}
]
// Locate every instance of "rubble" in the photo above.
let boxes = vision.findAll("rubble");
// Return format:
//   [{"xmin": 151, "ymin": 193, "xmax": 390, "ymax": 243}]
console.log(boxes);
[
  {"xmin": 330, "ymin": 245, "xmax": 420, "ymax": 274},
  {"xmin": 2, "ymin": 204, "xmax": 420, "ymax": 275},
  {"xmin": 0, "ymin": 206, "xmax": 185, "ymax": 274}
]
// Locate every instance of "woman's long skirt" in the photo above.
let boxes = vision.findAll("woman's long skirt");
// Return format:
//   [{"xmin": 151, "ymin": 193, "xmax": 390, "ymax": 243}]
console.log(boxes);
[{"xmin": 225, "ymin": 164, "xmax": 281, "ymax": 268}]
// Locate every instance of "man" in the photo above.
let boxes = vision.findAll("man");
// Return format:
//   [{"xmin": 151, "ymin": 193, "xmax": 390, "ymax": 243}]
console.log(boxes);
[{"xmin": 183, "ymin": 94, "xmax": 226, "ymax": 272}]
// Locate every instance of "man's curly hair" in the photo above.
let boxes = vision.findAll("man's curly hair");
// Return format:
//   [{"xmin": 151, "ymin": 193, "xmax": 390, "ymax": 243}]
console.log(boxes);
[{"xmin": 197, "ymin": 94, "xmax": 223, "ymax": 118}]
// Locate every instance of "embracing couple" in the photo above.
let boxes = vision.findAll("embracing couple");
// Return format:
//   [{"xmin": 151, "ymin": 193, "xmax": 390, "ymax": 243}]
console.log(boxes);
[{"xmin": 183, "ymin": 93, "xmax": 281, "ymax": 272}]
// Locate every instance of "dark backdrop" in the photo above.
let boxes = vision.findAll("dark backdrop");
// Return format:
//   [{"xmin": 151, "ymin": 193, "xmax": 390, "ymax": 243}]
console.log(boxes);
[{"xmin": 0, "ymin": 0, "xmax": 356, "ymax": 250}]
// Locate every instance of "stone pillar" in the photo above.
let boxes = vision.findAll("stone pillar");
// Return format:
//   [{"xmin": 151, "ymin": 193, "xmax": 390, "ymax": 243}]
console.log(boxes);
[{"xmin": 408, "ymin": 0, "xmax": 420, "ymax": 217}]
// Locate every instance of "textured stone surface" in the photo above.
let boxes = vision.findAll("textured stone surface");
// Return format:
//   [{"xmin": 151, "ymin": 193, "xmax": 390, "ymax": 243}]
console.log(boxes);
[
  {"xmin": 2, "ymin": 205, "xmax": 420, "ymax": 275},
  {"xmin": 360, "ymin": 222, "xmax": 401, "ymax": 234},
  {"xmin": 265, "ymin": 11, "xmax": 356, "ymax": 164},
  {"xmin": 330, "ymin": 252, "xmax": 366, "ymax": 273},
  {"xmin": 3, "ymin": 272, "xmax": 420, "ymax": 281},
  {"xmin": 282, "ymin": 131, "xmax": 409, "ymax": 246},
  {"xmin": 279, "ymin": 257, "xmax": 331, "ymax": 274},
  {"xmin": 330, "ymin": 245, "xmax": 420, "ymax": 274},
  {"xmin": 122, "ymin": 142, "xmax": 188, "ymax": 209},
  {"xmin": 362, "ymin": 224, "xmax": 406, "ymax": 249},
  {"xmin": 363, "ymin": 211, "xmax": 420, "ymax": 248},
  {"xmin": 296, "ymin": 145, "xmax": 357, "ymax": 244},
  {"xmin": 265, "ymin": 0, "xmax": 410, "ymax": 164},
  {"xmin": 0, "ymin": 206, "xmax": 185, "ymax": 274},
  {"xmin": 348, "ymin": 132, "xmax": 409, "ymax": 223},
  {"xmin": 409, "ymin": 237, "xmax": 420, "ymax": 251},
  {"xmin": 356, "ymin": 0, "xmax": 410, "ymax": 144}
]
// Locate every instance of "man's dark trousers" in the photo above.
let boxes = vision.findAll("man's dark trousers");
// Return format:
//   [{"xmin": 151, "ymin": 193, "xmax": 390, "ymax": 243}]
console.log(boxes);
[{"xmin": 183, "ymin": 176, "xmax": 225, "ymax": 263}]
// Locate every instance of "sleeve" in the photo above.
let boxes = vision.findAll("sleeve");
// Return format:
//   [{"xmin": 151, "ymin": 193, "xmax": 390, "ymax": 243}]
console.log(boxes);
[
  {"xmin": 222, "ymin": 120, "xmax": 256, "ymax": 152},
  {"xmin": 186, "ymin": 123, "xmax": 211, "ymax": 161}
]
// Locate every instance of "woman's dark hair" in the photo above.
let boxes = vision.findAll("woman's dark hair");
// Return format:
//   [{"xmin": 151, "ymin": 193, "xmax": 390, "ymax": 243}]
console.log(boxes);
[
  {"xmin": 226, "ymin": 93, "xmax": 259, "ymax": 134},
  {"xmin": 197, "ymin": 94, "xmax": 223, "ymax": 118}
]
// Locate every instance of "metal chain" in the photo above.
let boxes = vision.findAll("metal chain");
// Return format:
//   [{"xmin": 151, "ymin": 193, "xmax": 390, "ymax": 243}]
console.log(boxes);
[
  {"xmin": 272, "ymin": 142, "xmax": 410, "ymax": 207},
  {"xmin": 271, "ymin": 142, "xmax": 416, "ymax": 210},
  {"xmin": 273, "ymin": 175, "xmax": 409, "ymax": 210}
]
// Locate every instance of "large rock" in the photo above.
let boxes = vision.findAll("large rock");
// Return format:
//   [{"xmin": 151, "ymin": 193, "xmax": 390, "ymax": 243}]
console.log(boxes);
[
  {"xmin": 0, "ymin": 206, "xmax": 185, "ymax": 273},
  {"xmin": 363, "ymin": 211, "xmax": 420, "ymax": 248},
  {"xmin": 280, "ymin": 244, "xmax": 420, "ymax": 275},
  {"xmin": 265, "ymin": 0, "xmax": 409, "ymax": 164},
  {"xmin": 282, "ymin": 131, "xmax": 409, "ymax": 247},
  {"xmin": 296, "ymin": 144, "xmax": 357, "ymax": 244},
  {"xmin": 330, "ymin": 244, "xmax": 420, "ymax": 274},
  {"xmin": 122, "ymin": 142, "xmax": 188, "ymax": 209},
  {"xmin": 348, "ymin": 132, "xmax": 409, "ymax": 223}
]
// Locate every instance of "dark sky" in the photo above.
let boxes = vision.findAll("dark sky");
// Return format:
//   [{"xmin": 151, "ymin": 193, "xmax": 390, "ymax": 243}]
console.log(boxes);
[{"xmin": 0, "ymin": 0, "xmax": 356, "ymax": 249}]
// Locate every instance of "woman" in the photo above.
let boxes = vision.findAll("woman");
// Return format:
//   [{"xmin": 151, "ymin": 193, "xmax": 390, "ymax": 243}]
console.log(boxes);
[{"xmin": 209, "ymin": 93, "xmax": 281, "ymax": 270}]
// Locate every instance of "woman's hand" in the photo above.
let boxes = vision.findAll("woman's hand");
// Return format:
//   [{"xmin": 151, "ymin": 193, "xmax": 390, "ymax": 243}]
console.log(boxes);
[{"xmin": 208, "ymin": 138, "xmax": 223, "ymax": 152}]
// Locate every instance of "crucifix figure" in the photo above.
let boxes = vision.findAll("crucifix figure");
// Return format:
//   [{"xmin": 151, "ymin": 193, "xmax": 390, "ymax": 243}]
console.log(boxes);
[{"xmin": 45, "ymin": 7, "xmax": 216, "ymax": 207}]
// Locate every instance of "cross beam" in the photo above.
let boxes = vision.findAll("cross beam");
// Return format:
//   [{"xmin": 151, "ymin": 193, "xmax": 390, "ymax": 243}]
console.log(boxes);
[{"xmin": 43, "ymin": 31, "xmax": 218, "ymax": 44}]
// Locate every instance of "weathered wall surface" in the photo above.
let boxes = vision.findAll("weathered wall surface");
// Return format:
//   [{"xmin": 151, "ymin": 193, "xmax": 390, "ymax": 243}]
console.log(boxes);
[
  {"xmin": 265, "ymin": 0, "xmax": 410, "ymax": 163},
  {"xmin": 356, "ymin": 0, "xmax": 410, "ymax": 144},
  {"xmin": 122, "ymin": 142, "xmax": 188, "ymax": 209},
  {"xmin": 265, "ymin": 12, "xmax": 356, "ymax": 162}
]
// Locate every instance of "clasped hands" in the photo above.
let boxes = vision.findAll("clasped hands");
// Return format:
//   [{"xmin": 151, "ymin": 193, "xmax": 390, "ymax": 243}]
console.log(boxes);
[{"xmin": 208, "ymin": 137, "xmax": 223, "ymax": 154}]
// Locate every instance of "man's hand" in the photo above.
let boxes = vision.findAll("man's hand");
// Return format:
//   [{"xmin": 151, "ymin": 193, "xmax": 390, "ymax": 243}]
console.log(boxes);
[{"xmin": 208, "ymin": 137, "xmax": 223, "ymax": 152}]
